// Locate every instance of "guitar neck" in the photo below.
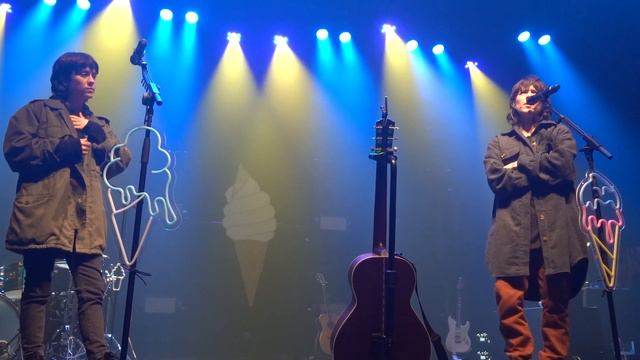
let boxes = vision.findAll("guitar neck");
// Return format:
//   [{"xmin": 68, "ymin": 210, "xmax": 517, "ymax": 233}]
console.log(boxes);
[
  {"xmin": 372, "ymin": 158, "xmax": 388, "ymax": 254},
  {"xmin": 320, "ymin": 284, "xmax": 329, "ymax": 315}
]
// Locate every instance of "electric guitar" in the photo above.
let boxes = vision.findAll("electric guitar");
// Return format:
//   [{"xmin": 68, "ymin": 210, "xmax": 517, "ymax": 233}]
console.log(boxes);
[{"xmin": 445, "ymin": 277, "xmax": 471, "ymax": 354}]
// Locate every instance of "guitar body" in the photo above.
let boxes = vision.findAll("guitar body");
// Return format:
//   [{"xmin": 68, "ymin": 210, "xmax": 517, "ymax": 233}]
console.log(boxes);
[
  {"xmin": 331, "ymin": 254, "xmax": 431, "ymax": 360},
  {"xmin": 445, "ymin": 316, "xmax": 471, "ymax": 354},
  {"xmin": 317, "ymin": 313, "xmax": 336, "ymax": 355}
]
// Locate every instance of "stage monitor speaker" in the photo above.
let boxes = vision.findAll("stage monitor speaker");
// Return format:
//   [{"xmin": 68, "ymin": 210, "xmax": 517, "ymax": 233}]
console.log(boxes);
[{"xmin": 524, "ymin": 301, "xmax": 607, "ymax": 360}]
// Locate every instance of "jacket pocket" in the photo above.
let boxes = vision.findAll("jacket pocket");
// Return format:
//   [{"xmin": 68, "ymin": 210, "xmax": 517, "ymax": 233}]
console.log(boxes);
[
  {"xmin": 500, "ymin": 146, "xmax": 519, "ymax": 165},
  {"xmin": 9, "ymin": 194, "xmax": 54, "ymax": 243},
  {"xmin": 37, "ymin": 119, "xmax": 69, "ymax": 139}
]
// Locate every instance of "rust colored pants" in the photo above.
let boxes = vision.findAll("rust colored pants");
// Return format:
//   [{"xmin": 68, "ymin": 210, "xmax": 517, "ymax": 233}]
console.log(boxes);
[{"xmin": 495, "ymin": 249, "xmax": 571, "ymax": 360}]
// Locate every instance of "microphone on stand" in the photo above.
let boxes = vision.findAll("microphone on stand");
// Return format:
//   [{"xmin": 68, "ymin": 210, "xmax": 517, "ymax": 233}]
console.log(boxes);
[
  {"xmin": 526, "ymin": 84, "xmax": 560, "ymax": 105},
  {"xmin": 129, "ymin": 39, "xmax": 148, "ymax": 65}
]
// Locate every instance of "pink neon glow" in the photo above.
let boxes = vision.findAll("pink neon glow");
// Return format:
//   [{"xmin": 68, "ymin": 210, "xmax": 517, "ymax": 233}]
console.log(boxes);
[{"xmin": 581, "ymin": 207, "xmax": 624, "ymax": 244}]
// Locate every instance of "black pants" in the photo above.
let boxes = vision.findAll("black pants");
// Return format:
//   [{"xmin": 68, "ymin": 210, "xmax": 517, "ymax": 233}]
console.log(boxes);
[{"xmin": 20, "ymin": 249, "xmax": 108, "ymax": 360}]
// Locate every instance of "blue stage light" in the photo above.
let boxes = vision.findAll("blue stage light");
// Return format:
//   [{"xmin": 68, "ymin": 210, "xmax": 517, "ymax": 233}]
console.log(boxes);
[
  {"xmin": 432, "ymin": 44, "xmax": 445, "ymax": 55},
  {"xmin": 227, "ymin": 32, "xmax": 241, "ymax": 43},
  {"xmin": 273, "ymin": 35, "xmax": 288, "ymax": 46},
  {"xmin": 0, "ymin": 3, "xmax": 12, "ymax": 13},
  {"xmin": 518, "ymin": 31, "xmax": 531, "ymax": 42},
  {"xmin": 406, "ymin": 40, "xmax": 418, "ymax": 51},
  {"xmin": 316, "ymin": 29, "xmax": 329, "ymax": 40},
  {"xmin": 339, "ymin": 32, "xmax": 351, "ymax": 43},
  {"xmin": 76, "ymin": 0, "xmax": 90, "ymax": 10},
  {"xmin": 159, "ymin": 9, "xmax": 173, "ymax": 21},
  {"xmin": 185, "ymin": 11, "xmax": 198, "ymax": 24},
  {"xmin": 538, "ymin": 34, "xmax": 551, "ymax": 45},
  {"xmin": 43, "ymin": 0, "xmax": 56, "ymax": 5}
]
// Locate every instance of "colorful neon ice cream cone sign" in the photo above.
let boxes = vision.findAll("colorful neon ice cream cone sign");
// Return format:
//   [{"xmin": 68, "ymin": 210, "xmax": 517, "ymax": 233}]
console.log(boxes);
[{"xmin": 576, "ymin": 171, "xmax": 624, "ymax": 290}]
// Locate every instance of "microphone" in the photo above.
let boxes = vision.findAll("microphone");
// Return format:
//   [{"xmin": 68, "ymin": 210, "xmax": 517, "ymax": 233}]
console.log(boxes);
[
  {"xmin": 526, "ymin": 84, "xmax": 560, "ymax": 105},
  {"xmin": 129, "ymin": 39, "xmax": 148, "ymax": 65}
]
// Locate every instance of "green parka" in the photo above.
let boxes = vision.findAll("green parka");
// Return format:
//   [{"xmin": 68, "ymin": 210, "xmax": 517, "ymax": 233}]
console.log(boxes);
[
  {"xmin": 4, "ymin": 98, "xmax": 130, "ymax": 255},
  {"xmin": 484, "ymin": 120, "xmax": 588, "ymax": 300}
]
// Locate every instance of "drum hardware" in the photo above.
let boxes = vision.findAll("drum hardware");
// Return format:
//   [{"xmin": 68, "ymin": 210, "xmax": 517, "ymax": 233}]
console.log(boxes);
[
  {"xmin": 0, "ymin": 262, "xmax": 24, "ymax": 301},
  {"xmin": 45, "ymin": 268, "xmax": 85, "ymax": 360},
  {"xmin": 0, "ymin": 294, "xmax": 21, "ymax": 360}
]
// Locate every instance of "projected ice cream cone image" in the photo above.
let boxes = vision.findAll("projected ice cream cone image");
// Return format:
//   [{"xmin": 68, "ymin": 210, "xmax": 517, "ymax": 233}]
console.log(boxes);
[
  {"xmin": 576, "ymin": 171, "xmax": 624, "ymax": 289},
  {"xmin": 223, "ymin": 165, "xmax": 277, "ymax": 307}
]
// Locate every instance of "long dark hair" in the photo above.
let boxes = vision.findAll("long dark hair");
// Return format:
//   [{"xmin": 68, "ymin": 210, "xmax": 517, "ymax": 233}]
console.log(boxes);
[
  {"xmin": 50, "ymin": 52, "xmax": 99, "ymax": 99},
  {"xmin": 506, "ymin": 75, "xmax": 552, "ymax": 126}
]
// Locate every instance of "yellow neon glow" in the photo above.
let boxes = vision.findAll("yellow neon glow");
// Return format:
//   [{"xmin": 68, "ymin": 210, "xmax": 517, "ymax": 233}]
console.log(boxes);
[{"xmin": 590, "ymin": 227, "xmax": 621, "ymax": 289}]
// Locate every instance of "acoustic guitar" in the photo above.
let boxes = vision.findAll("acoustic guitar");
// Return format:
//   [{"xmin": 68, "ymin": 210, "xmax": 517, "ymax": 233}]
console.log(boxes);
[
  {"xmin": 331, "ymin": 99, "xmax": 431, "ymax": 360},
  {"xmin": 315, "ymin": 272, "xmax": 336, "ymax": 356}
]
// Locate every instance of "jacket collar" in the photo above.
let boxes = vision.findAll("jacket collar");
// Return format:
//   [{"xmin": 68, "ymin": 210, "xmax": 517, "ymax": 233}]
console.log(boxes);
[
  {"xmin": 44, "ymin": 97, "xmax": 94, "ymax": 117},
  {"xmin": 501, "ymin": 119, "xmax": 556, "ymax": 137}
]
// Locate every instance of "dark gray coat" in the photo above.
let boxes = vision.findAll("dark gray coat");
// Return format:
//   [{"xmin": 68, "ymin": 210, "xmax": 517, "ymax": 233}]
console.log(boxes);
[
  {"xmin": 484, "ymin": 120, "xmax": 588, "ymax": 300},
  {"xmin": 4, "ymin": 98, "xmax": 130, "ymax": 255}
]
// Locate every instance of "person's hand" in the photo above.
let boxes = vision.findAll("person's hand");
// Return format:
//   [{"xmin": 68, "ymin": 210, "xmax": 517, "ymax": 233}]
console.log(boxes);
[
  {"xmin": 69, "ymin": 112, "xmax": 89, "ymax": 130},
  {"xmin": 504, "ymin": 161, "xmax": 517, "ymax": 169},
  {"xmin": 80, "ymin": 137, "xmax": 91, "ymax": 155}
]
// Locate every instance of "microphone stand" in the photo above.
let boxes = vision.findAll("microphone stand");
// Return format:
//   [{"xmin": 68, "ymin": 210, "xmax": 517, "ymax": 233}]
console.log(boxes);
[
  {"xmin": 119, "ymin": 57, "xmax": 163, "ymax": 360},
  {"xmin": 369, "ymin": 98, "xmax": 398, "ymax": 360},
  {"xmin": 550, "ymin": 107, "xmax": 621, "ymax": 360}
]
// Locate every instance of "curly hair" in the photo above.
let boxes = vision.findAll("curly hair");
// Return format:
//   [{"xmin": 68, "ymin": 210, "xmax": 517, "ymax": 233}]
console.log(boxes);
[
  {"xmin": 506, "ymin": 75, "xmax": 552, "ymax": 126},
  {"xmin": 50, "ymin": 52, "xmax": 99, "ymax": 99}
]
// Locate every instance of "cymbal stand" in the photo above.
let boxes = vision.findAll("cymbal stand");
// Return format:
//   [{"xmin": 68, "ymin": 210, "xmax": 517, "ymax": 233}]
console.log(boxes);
[{"xmin": 46, "ymin": 275, "xmax": 85, "ymax": 359}]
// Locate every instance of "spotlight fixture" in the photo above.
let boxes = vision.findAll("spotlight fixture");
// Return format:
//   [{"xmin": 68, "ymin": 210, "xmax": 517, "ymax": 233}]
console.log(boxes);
[
  {"xmin": 338, "ymin": 32, "xmax": 351, "ymax": 43},
  {"xmin": 43, "ymin": 0, "xmax": 57, "ymax": 5},
  {"xmin": 0, "ymin": 2, "xmax": 12, "ymax": 13},
  {"xmin": 159, "ymin": 9, "xmax": 173, "ymax": 21},
  {"xmin": 76, "ymin": 0, "xmax": 90, "ymax": 10},
  {"xmin": 381, "ymin": 24, "xmax": 396, "ymax": 34},
  {"xmin": 227, "ymin": 32, "xmax": 241, "ymax": 43},
  {"xmin": 538, "ymin": 34, "xmax": 551, "ymax": 45},
  {"xmin": 465, "ymin": 61, "xmax": 478, "ymax": 69},
  {"xmin": 432, "ymin": 44, "xmax": 445, "ymax": 55},
  {"xmin": 316, "ymin": 29, "xmax": 329, "ymax": 40},
  {"xmin": 185, "ymin": 11, "xmax": 199, "ymax": 24},
  {"xmin": 517, "ymin": 31, "xmax": 531, "ymax": 42},
  {"xmin": 406, "ymin": 40, "xmax": 418, "ymax": 51},
  {"xmin": 273, "ymin": 35, "xmax": 288, "ymax": 46}
]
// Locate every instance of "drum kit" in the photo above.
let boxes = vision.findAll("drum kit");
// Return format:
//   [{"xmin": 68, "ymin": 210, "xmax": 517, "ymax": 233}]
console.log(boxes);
[{"xmin": 0, "ymin": 256, "xmax": 128, "ymax": 360}]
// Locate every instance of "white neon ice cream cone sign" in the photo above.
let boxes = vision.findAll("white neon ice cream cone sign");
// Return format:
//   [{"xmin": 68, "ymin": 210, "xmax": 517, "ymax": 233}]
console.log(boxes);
[
  {"xmin": 576, "ymin": 171, "xmax": 624, "ymax": 290},
  {"xmin": 103, "ymin": 126, "xmax": 180, "ymax": 267}
]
